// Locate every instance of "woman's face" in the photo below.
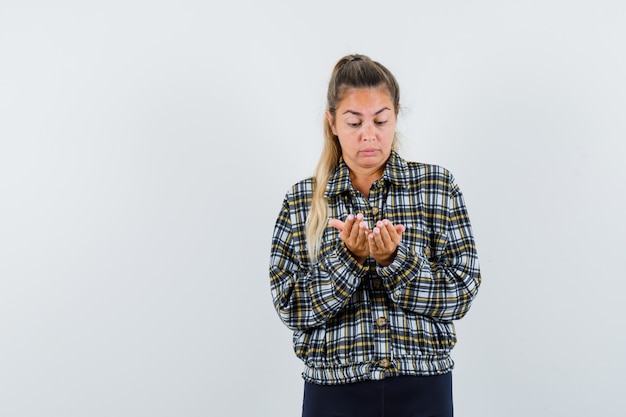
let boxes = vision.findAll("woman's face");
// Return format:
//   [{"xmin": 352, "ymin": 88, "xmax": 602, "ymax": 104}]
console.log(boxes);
[{"xmin": 327, "ymin": 85, "xmax": 397, "ymax": 177}]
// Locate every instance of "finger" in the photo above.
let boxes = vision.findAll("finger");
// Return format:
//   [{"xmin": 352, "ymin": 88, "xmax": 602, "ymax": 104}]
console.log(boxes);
[
  {"xmin": 374, "ymin": 225, "xmax": 391, "ymax": 248},
  {"xmin": 336, "ymin": 214, "xmax": 355, "ymax": 241},
  {"xmin": 346, "ymin": 214, "xmax": 361, "ymax": 236},
  {"xmin": 390, "ymin": 222, "xmax": 405, "ymax": 245},
  {"xmin": 347, "ymin": 213, "xmax": 367, "ymax": 237},
  {"xmin": 352, "ymin": 213, "xmax": 367, "ymax": 231},
  {"xmin": 356, "ymin": 221, "xmax": 370, "ymax": 246},
  {"xmin": 378, "ymin": 219, "xmax": 399, "ymax": 236},
  {"xmin": 342, "ymin": 215, "xmax": 370, "ymax": 260},
  {"xmin": 328, "ymin": 219, "xmax": 345, "ymax": 231},
  {"xmin": 343, "ymin": 214, "xmax": 355, "ymax": 229},
  {"xmin": 380, "ymin": 220, "xmax": 405, "ymax": 243},
  {"xmin": 367, "ymin": 229, "xmax": 384, "ymax": 254}
]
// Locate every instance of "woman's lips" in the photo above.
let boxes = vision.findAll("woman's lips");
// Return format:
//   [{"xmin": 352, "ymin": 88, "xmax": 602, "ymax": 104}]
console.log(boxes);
[{"xmin": 360, "ymin": 148, "xmax": 379, "ymax": 156}]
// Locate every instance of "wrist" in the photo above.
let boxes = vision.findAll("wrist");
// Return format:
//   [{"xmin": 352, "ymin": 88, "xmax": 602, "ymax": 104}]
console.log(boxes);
[{"xmin": 374, "ymin": 249, "xmax": 398, "ymax": 267}]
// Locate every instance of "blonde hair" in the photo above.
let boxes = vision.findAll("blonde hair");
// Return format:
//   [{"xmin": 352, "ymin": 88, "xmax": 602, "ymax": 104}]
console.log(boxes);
[{"xmin": 306, "ymin": 54, "xmax": 401, "ymax": 261}]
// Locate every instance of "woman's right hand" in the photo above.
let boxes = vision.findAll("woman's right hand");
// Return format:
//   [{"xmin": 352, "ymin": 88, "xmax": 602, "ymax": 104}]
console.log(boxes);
[{"xmin": 328, "ymin": 213, "xmax": 370, "ymax": 264}]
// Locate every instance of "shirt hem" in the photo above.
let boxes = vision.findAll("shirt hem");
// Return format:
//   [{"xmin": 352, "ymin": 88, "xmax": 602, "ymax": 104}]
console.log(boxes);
[{"xmin": 301, "ymin": 355, "xmax": 454, "ymax": 385}]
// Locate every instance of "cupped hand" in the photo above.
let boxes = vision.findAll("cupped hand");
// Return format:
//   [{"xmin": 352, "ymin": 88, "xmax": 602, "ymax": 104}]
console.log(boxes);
[
  {"xmin": 328, "ymin": 213, "xmax": 370, "ymax": 263},
  {"xmin": 367, "ymin": 219, "xmax": 405, "ymax": 266}
]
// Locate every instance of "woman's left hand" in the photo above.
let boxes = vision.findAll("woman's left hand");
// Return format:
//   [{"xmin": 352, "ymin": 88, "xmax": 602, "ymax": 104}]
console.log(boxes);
[{"xmin": 367, "ymin": 219, "xmax": 405, "ymax": 267}]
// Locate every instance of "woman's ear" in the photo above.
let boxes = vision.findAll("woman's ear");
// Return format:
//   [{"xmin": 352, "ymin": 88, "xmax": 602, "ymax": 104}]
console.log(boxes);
[{"xmin": 325, "ymin": 110, "xmax": 337, "ymax": 136}]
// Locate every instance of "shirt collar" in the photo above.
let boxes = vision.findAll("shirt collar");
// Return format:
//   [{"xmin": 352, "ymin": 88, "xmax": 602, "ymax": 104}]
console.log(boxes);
[{"xmin": 324, "ymin": 150, "xmax": 410, "ymax": 198}]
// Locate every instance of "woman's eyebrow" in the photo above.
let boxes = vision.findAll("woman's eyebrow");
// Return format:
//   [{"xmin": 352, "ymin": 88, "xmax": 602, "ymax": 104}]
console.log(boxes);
[{"xmin": 342, "ymin": 107, "xmax": 391, "ymax": 116}]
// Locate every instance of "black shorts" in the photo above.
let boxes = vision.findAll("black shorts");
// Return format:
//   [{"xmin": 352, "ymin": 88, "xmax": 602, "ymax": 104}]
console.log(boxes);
[{"xmin": 302, "ymin": 373, "xmax": 453, "ymax": 417}]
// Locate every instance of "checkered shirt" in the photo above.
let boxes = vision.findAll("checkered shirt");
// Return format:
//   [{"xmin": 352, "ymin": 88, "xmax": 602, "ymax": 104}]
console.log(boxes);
[{"xmin": 269, "ymin": 151, "xmax": 481, "ymax": 385}]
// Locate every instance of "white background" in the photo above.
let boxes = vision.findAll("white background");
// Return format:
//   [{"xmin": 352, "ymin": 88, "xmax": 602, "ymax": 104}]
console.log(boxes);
[{"xmin": 1, "ymin": 1, "xmax": 625, "ymax": 416}]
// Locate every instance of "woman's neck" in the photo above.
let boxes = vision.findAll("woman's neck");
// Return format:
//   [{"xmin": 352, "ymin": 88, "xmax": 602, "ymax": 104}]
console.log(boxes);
[{"xmin": 350, "ymin": 168, "xmax": 383, "ymax": 197}]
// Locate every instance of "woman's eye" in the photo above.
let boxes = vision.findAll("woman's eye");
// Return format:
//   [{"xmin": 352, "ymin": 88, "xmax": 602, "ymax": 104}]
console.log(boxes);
[
  {"xmin": 375, "ymin": 120, "xmax": 388, "ymax": 126},
  {"xmin": 347, "ymin": 122, "xmax": 361, "ymax": 127}
]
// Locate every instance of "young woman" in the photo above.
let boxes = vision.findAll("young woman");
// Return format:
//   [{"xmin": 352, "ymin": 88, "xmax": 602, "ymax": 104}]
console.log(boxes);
[{"xmin": 269, "ymin": 54, "xmax": 481, "ymax": 417}]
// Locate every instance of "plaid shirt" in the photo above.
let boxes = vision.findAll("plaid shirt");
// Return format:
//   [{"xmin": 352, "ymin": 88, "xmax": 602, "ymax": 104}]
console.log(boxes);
[{"xmin": 269, "ymin": 151, "xmax": 481, "ymax": 385}]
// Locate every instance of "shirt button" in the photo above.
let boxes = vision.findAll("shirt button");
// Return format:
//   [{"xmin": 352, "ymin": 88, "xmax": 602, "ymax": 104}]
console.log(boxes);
[
  {"xmin": 372, "ymin": 279, "xmax": 382, "ymax": 290},
  {"xmin": 379, "ymin": 359, "xmax": 391, "ymax": 368},
  {"xmin": 376, "ymin": 317, "xmax": 388, "ymax": 327},
  {"xmin": 372, "ymin": 207, "xmax": 379, "ymax": 215},
  {"xmin": 424, "ymin": 247, "xmax": 431, "ymax": 258}
]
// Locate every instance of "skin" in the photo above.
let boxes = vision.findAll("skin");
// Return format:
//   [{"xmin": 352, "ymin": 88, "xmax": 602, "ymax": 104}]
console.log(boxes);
[{"xmin": 326, "ymin": 86, "xmax": 405, "ymax": 266}]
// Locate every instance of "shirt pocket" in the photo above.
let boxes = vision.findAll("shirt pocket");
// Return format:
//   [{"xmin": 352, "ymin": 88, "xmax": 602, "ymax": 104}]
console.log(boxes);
[{"xmin": 401, "ymin": 223, "xmax": 448, "ymax": 261}]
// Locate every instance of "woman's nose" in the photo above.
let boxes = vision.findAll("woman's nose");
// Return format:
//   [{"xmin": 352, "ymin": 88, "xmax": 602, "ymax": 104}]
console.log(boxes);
[{"xmin": 362, "ymin": 123, "xmax": 375, "ymax": 140}]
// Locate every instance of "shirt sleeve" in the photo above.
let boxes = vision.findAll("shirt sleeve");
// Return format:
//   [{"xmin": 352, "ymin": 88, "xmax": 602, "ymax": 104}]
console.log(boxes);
[
  {"xmin": 269, "ymin": 193, "xmax": 368, "ymax": 331},
  {"xmin": 376, "ymin": 178, "xmax": 481, "ymax": 321}
]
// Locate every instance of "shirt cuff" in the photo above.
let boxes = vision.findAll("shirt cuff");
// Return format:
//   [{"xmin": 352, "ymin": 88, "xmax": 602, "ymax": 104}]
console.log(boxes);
[
  {"xmin": 319, "ymin": 241, "xmax": 368, "ymax": 282},
  {"xmin": 376, "ymin": 243, "xmax": 425, "ymax": 286}
]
